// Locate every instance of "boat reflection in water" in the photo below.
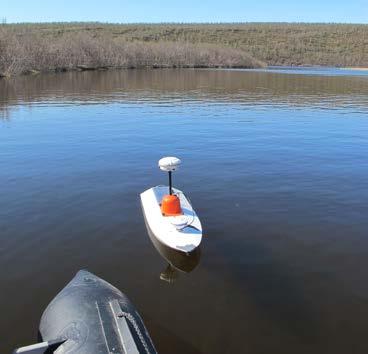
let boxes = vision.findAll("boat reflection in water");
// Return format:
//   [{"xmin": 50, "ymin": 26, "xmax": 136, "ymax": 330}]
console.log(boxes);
[{"xmin": 143, "ymin": 217, "xmax": 201, "ymax": 283}]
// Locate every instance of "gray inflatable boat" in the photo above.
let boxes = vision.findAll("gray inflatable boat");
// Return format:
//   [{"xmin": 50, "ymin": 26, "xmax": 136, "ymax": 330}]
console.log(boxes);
[{"xmin": 14, "ymin": 270, "xmax": 157, "ymax": 354}]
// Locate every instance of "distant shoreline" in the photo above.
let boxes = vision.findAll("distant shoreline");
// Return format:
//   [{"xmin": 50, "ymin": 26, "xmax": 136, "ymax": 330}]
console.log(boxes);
[
  {"xmin": 0, "ymin": 65, "xmax": 265, "ymax": 79},
  {"xmin": 1, "ymin": 23, "xmax": 367, "ymax": 77},
  {"xmin": 2, "ymin": 64, "xmax": 368, "ymax": 79}
]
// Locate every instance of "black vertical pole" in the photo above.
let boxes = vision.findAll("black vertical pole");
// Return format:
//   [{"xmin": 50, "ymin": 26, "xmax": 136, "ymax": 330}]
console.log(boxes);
[{"xmin": 169, "ymin": 171, "xmax": 172, "ymax": 195}]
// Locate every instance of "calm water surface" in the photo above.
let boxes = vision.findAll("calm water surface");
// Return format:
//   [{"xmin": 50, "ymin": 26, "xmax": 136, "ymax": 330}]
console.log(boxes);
[{"xmin": 1, "ymin": 68, "xmax": 368, "ymax": 354}]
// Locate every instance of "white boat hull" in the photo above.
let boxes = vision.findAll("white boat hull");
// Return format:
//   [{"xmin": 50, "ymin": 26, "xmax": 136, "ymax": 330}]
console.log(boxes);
[{"xmin": 140, "ymin": 186, "xmax": 202, "ymax": 253}]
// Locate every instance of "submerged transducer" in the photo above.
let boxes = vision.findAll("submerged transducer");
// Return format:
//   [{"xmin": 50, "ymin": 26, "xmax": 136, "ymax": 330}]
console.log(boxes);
[
  {"xmin": 14, "ymin": 270, "xmax": 157, "ymax": 354},
  {"xmin": 140, "ymin": 157, "xmax": 202, "ymax": 253}
]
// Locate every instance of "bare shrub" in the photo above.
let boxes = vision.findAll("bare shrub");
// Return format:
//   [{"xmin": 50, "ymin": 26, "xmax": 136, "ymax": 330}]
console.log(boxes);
[
  {"xmin": 0, "ymin": 28, "xmax": 264, "ymax": 76},
  {"xmin": 0, "ymin": 28, "xmax": 26, "ymax": 76}
]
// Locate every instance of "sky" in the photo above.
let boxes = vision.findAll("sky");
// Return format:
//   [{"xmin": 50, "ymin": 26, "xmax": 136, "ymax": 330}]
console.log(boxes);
[{"xmin": 1, "ymin": 0, "xmax": 367, "ymax": 24}]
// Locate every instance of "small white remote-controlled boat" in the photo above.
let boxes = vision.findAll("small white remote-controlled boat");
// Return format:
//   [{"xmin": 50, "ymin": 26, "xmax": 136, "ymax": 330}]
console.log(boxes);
[{"xmin": 140, "ymin": 157, "xmax": 202, "ymax": 253}]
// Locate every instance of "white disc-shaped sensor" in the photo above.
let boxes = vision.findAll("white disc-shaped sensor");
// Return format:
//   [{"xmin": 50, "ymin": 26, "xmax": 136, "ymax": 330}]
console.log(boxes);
[{"xmin": 158, "ymin": 156, "xmax": 181, "ymax": 172}]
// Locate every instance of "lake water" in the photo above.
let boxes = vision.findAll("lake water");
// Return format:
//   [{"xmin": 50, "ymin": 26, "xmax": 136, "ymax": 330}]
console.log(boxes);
[{"xmin": 1, "ymin": 68, "xmax": 368, "ymax": 354}]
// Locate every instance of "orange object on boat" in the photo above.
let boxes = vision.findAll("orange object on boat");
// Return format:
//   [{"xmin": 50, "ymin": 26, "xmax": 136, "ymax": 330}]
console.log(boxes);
[{"xmin": 161, "ymin": 194, "xmax": 182, "ymax": 216}]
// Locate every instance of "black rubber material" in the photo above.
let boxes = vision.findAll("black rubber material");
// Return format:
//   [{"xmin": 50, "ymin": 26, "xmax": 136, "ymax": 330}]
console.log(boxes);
[{"xmin": 39, "ymin": 270, "xmax": 157, "ymax": 354}]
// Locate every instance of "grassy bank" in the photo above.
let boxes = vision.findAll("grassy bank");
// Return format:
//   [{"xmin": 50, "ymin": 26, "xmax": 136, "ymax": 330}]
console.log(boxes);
[
  {"xmin": 0, "ymin": 26, "xmax": 264, "ymax": 77},
  {"xmin": 1, "ymin": 22, "xmax": 367, "ymax": 77}
]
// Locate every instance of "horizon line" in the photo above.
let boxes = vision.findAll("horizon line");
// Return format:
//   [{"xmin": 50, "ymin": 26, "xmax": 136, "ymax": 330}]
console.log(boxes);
[{"xmin": 3, "ymin": 20, "xmax": 368, "ymax": 26}]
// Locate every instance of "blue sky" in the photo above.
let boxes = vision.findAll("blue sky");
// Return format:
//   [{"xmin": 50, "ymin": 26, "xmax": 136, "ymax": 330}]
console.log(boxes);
[{"xmin": 2, "ymin": 0, "xmax": 367, "ymax": 23}]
